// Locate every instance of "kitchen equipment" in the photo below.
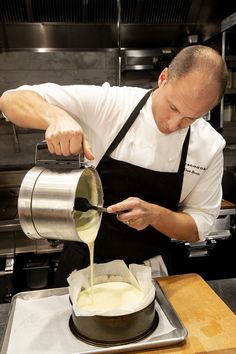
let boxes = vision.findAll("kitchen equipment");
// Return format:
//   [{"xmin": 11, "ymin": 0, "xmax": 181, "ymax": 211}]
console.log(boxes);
[
  {"xmin": 74, "ymin": 197, "xmax": 108, "ymax": 213},
  {"xmin": 0, "ymin": 256, "xmax": 14, "ymax": 303},
  {"xmin": 22, "ymin": 255, "xmax": 50, "ymax": 290},
  {"xmin": 68, "ymin": 261, "xmax": 158, "ymax": 346},
  {"xmin": 0, "ymin": 282, "xmax": 187, "ymax": 354},
  {"xmin": 70, "ymin": 297, "xmax": 158, "ymax": 346},
  {"xmin": 18, "ymin": 141, "xmax": 103, "ymax": 242}
]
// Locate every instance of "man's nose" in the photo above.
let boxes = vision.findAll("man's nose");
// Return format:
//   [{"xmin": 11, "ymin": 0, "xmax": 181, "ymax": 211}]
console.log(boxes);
[{"xmin": 168, "ymin": 114, "xmax": 182, "ymax": 132}]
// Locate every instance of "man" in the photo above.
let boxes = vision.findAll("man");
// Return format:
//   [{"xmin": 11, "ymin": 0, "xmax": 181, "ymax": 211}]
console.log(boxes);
[{"xmin": 0, "ymin": 45, "xmax": 228, "ymax": 285}]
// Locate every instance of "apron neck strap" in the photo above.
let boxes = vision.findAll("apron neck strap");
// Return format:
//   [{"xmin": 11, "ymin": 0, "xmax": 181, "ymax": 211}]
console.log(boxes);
[
  {"xmin": 102, "ymin": 89, "xmax": 153, "ymax": 159},
  {"xmin": 178, "ymin": 127, "xmax": 190, "ymax": 174}
]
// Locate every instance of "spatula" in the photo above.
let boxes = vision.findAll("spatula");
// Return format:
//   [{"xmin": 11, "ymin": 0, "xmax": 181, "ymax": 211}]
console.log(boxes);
[{"xmin": 74, "ymin": 197, "xmax": 108, "ymax": 213}]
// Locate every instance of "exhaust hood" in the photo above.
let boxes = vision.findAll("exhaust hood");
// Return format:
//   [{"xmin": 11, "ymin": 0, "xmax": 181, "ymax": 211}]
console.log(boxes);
[{"xmin": 0, "ymin": 0, "xmax": 235, "ymax": 51}]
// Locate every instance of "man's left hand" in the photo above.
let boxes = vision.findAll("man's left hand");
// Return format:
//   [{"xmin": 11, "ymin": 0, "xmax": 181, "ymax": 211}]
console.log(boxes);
[{"xmin": 107, "ymin": 197, "xmax": 155, "ymax": 231}]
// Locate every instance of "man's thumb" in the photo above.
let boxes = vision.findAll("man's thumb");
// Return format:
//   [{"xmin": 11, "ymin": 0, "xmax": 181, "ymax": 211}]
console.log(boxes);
[{"xmin": 82, "ymin": 136, "xmax": 95, "ymax": 160}]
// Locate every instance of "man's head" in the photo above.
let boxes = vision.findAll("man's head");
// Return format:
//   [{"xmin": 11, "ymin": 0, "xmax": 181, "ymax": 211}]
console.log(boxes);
[{"xmin": 152, "ymin": 45, "xmax": 228, "ymax": 134}]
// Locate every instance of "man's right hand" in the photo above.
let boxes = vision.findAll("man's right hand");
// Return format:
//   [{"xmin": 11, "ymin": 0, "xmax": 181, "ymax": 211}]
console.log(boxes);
[{"xmin": 45, "ymin": 115, "xmax": 94, "ymax": 159}]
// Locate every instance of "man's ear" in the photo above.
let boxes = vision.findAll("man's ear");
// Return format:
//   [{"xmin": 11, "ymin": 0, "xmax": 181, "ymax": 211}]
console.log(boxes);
[{"xmin": 158, "ymin": 67, "xmax": 169, "ymax": 87}]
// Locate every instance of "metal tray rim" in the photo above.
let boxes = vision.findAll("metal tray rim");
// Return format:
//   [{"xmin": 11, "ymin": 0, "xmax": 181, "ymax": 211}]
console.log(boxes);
[{"xmin": 0, "ymin": 281, "xmax": 188, "ymax": 354}]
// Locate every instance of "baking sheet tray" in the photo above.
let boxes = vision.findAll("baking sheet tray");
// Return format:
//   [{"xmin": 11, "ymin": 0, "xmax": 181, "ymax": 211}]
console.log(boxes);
[{"xmin": 1, "ymin": 280, "xmax": 187, "ymax": 353}]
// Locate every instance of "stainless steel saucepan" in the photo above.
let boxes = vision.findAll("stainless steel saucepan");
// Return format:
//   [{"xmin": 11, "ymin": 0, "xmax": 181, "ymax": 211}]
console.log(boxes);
[{"xmin": 18, "ymin": 141, "xmax": 103, "ymax": 242}]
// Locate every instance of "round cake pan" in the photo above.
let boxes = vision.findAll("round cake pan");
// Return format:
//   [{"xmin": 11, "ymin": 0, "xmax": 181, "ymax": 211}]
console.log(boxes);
[{"xmin": 69, "ymin": 297, "xmax": 158, "ymax": 347}]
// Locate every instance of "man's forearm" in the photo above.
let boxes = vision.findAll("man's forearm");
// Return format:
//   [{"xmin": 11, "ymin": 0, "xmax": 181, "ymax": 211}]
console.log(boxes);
[
  {"xmin": 150, "ymin": 204, "xmax": 199, "ymax": 242},
  {"xmin": 108, "ymin": 197, "xmax": 200, "ymax": 242},
  {"xmin": 1, "ymin": 90, "xmax": 60, "ymax": 130},
  {"xmin": 1, "ymin": 90, "xmax": 94, "ymax": 158}
]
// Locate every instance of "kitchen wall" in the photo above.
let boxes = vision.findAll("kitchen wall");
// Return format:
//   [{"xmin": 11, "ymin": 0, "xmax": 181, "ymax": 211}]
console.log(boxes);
[
  {"xmin": 0, "ymin": 51, "xmax": 118, "ymax": 94},
  {"xmin": 0, "ymin": 51, "xmax": 118, "ymax": 168}
]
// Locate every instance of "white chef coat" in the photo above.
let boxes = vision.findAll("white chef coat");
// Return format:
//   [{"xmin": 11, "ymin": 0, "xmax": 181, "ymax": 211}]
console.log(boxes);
[{"xmin": 9, "ymin": 82, "xmax": 226, "ymax": 241}]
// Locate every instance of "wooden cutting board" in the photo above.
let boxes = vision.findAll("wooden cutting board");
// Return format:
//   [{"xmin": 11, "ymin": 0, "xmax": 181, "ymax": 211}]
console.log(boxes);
[
  {"xmin": 127, "ymin": 273, "xmax": 236, "ymax": 354},
  {"xmin": 221, "ymin": 200, "xmax": 236, "ymax": 209}
]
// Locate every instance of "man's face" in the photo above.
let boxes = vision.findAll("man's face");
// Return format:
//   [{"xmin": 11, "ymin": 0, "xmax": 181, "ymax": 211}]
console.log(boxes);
[{"xmin": 152, "ymin": 68, "xmax": 219, "ymax": 134}]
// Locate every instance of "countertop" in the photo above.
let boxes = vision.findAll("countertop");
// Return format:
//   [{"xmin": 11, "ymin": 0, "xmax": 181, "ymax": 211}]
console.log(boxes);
[
  {"xmin": 157, "ymin": 274, "xmax": 236, "ymax": 354},
  {"xmin": 1, "ymin": 275, "xmax": 236, "ymax": 353}
]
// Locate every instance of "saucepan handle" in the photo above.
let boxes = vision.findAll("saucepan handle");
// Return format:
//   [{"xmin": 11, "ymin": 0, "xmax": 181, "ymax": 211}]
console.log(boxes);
[
  {"xmin": 36, "ymin": 140, "xmax": 48, "ymax": 150},
  {"xmin": 34, "ymin": 140, "xmax": 85, "ymax": 169}
]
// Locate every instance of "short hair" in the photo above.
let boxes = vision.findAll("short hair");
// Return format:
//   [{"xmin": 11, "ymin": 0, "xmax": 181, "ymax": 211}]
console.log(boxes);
[{"xmin": 168, "ymin": 45, "xmax": 228, "ymax": 101}]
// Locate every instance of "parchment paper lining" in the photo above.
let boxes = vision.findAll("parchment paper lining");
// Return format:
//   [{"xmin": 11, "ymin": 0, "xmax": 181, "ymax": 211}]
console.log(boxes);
[{"xmin": 68, "ymin": 260, "xmax": 156, "ymax": 316}]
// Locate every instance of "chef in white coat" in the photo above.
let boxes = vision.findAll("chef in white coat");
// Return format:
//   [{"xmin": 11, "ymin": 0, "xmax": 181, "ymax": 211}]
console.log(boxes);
[{"xmin": 0, "ymin": 45, "xmax": 228, "ymax": 285}]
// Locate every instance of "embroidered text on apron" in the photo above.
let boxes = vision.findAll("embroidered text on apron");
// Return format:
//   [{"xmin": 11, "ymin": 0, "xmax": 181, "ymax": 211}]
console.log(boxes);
[{"xmin": 54, "ymin": 90, "xmax": 190, "ymax": 287}]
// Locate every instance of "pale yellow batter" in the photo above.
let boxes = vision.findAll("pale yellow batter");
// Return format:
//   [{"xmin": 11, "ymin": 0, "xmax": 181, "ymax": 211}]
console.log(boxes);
[
  {"xmin": 74, "ymin": 173, "xmax": 144, "ymax": 312},
  {"xmin": 75, "ymin": 171, "xmax": 101, "ymax": 289},
  {"xmin": 77, "ymin": 281, "xmax": 144, "ymax": 311}
]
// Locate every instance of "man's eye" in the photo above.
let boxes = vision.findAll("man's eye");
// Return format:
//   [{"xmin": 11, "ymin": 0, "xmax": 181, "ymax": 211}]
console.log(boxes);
[{"xmin": 169, "ymin": 104, "xmax": 177, "ymax": 112}]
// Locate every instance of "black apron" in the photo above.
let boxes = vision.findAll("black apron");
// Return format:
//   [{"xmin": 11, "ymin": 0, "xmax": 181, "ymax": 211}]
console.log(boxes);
[{"xmin": 54, "ymin": 89, "xmax": 190, "ymax": 287}]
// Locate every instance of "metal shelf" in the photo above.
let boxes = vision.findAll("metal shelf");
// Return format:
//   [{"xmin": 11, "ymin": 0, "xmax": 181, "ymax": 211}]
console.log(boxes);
[
  {"xmin": 0, "ymin": 219, "xmax": 21, "ymax": 233},
  {"xmin": 225, "ymin": 88, "xmax": 236, "ymax": 94}
]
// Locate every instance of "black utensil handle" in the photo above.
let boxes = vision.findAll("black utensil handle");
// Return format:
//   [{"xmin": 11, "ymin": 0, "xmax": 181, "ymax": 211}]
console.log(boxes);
[{"xmin": 97, "ymin": 206, "xmax": 108, "ymax": 213}]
